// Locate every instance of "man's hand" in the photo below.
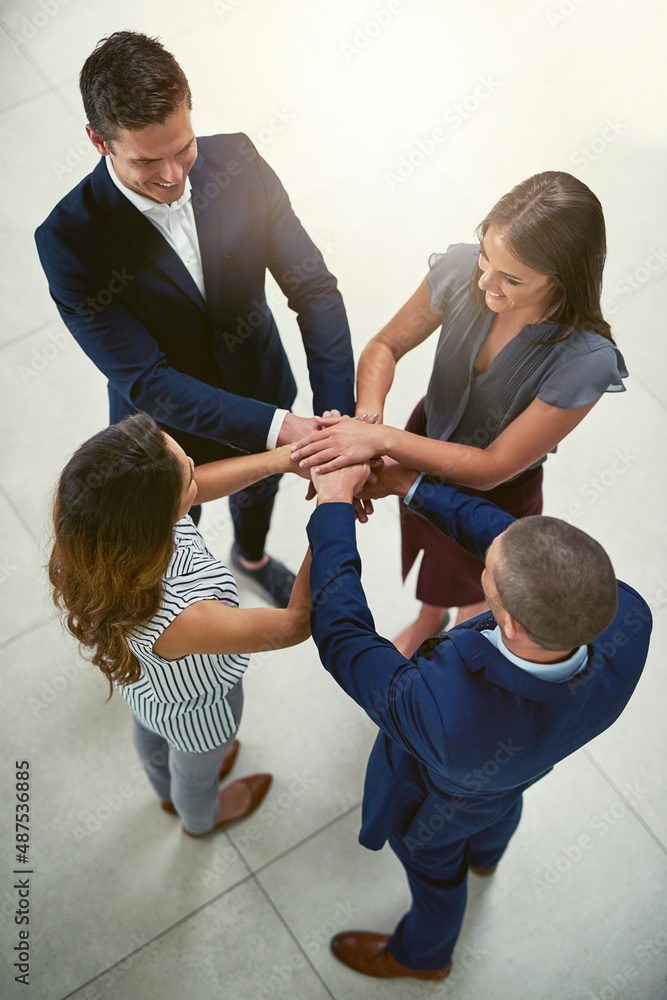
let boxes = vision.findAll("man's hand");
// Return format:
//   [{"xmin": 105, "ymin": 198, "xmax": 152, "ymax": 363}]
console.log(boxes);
[
  {"xmin": 358, "ymin": 460, "xmax": 420, "ymax": 500},
  {"xmin": 277, "ymin": 412, "xmax": 317, "ymax": 447},
  {"xmin": 311, "ymin": 462, "xmax": 371, "ymax": 506}
]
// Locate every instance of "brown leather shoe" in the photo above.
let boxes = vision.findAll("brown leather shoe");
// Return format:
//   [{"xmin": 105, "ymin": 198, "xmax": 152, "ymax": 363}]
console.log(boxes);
[
  {"xmin": 470, "ymin": 864, "xmax": 497, "ymax": 875},
  {"xmin": 161, "ymin": 739, "xmax": 241, "ymax": 815},
  {"xmin": 183, "ymin": 773, "xmax": 272, "ymax": 838},
  {"xmin": 331, "ymin": 932, "xmax": 451, "ymax": 980}
]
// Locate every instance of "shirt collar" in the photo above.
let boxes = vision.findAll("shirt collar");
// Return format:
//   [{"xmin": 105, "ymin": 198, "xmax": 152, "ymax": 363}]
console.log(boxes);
[
  {"xmin": 481, "ymin": 625, "xmax": 588, "ymax": 683},
  {"xmin": 105, "ymin": 155, "xmax": 192, "ymax": 215}
]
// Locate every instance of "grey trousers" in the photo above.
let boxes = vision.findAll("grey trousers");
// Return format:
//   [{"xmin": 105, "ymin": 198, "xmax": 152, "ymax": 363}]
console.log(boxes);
[{"xmin": 132, "ymin": 682, "xmax": 244, "ymax": 835}]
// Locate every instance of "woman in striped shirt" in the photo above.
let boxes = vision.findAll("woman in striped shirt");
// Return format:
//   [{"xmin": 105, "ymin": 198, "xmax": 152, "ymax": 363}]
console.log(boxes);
[{"xmin": 49, "ymin": 413, "xmax": 312, "ymax": 837}]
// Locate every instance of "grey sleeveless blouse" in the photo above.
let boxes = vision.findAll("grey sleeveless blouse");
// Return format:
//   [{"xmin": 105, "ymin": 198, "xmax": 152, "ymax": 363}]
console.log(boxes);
[{"xmin": 423, "ymin": 244, "xmax": 627, "ymax": 468}]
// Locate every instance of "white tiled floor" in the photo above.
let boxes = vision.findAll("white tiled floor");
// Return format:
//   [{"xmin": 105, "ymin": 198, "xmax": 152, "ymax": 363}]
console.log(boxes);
[{"xmin": 1, "ymin": 1, "xmax": 666, "ymax": 998}]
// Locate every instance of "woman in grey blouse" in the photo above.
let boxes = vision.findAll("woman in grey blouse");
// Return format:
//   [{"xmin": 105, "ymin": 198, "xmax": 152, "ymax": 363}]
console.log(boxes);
[{"xmin": 291, "ymin": 172, "xmax": 627, "ymax": 655}]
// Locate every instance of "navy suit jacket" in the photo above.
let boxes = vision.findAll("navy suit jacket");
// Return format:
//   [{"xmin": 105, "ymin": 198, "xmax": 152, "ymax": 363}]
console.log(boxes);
[
  {"xmin": 35, "ymin": 134, "xmax": 355, "ymax": 462},
  {"xmin": 307, "ymin": 480, "xmax": 652, "ymax": 852}
]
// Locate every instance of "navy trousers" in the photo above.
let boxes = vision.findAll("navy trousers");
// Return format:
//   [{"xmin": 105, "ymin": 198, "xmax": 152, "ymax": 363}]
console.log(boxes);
[{"xmin": 386, "ymin": 795, "xmax": 523, "ymax": 969}]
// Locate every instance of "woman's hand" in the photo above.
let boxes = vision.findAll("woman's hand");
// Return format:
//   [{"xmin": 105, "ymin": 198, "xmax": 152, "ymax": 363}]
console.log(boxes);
[{"xmin": 291, "ymin": 415, "xmax": 385, "ymax": 473}]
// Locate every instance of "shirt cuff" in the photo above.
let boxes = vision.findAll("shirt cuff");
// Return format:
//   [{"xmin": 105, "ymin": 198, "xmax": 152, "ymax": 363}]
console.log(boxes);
[
  {"xmin": 404, "ymin": 473, "xmax": 424, "ymax": 507},
  {"xmin": 266, "ymin": 409, "xmax": 289, "ymax": 450}
]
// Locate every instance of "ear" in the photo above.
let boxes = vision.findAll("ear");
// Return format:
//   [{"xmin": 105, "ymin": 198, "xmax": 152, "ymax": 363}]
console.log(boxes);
[
  {"xmin": 503, "ymin": 612, "xmax": 528, "ymax": 642},
  {"xmin": 85, "ymin": 124, "xmax": 111, "ymax": 156}
]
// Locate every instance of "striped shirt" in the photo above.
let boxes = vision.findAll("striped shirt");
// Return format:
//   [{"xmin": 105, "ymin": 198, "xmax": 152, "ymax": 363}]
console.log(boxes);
[
  {"xmin": 121, "ymin": 515, "xmax": 250, "ymax": 752},
  {"xmin": 424, "ymin": 243, "xmax": 628, "ymax": 471}
]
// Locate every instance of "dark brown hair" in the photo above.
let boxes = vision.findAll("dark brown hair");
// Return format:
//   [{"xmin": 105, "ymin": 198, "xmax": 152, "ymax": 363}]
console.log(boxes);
[
  {"xmin": 493, "ymin": 516, "xmax": 618, "ymax": 650},
  {"xmin": 80, "ymin": 31, "xmax": 192, "ymax": 145},
  {"xmin": 49, "ymin": 414, "xmax": 183, "ymax": 696},
  {"xmin": 470, "ymin": 171, "xmax": 614, "ymax": 343}
]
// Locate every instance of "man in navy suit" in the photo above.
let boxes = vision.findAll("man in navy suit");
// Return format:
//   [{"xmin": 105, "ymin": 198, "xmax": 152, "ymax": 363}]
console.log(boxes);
[
  {"xmin": 306, "ymin": 461, "xmax": 652, "ymax": 980},
  {"xmin": 35, "ymin": 31, "xmax": 354, "ymax": 606}
]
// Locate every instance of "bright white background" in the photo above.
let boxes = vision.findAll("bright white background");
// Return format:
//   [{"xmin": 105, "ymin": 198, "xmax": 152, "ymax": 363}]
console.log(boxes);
[{"xmin": 0, "ymin": 1, "xmax": 665, "ymax": 998}]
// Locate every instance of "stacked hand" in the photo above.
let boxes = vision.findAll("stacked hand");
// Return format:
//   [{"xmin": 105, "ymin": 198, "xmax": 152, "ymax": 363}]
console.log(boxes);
[
  {"xmin": 288, "ymin": 410, "xmax": 418, "ymax": 516},
  {"xmin": 291, "ymin": 412, "xmax": 384, "ymax": 474},
  {"xmin": 286, "ymin": 411, "xmax": 372, "ymax": 521}
]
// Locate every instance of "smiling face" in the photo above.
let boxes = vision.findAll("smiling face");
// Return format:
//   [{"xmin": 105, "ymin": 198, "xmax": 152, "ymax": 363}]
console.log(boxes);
[
  {"xmin": 163, "ymin": 433, "xmax": 197, "ymax": 519},
  {"xmin": 86, "ymin": 103, "xmax": 197, "ymax": 204},
  {"xmin": 477, "ymin": 225, "xmax": 555, "ymax": 324}
]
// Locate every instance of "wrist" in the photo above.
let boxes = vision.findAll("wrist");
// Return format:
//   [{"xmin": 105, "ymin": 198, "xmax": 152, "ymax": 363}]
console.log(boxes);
[
  {"xmin": 396, "ymin": 469, "xmax": 420, "ymax": 499},
  {"xmin": 355, "ymin": 399, "xmax": 384, "ymax": 420},
  {"xmin": 316, "ymin": 488, "xmax": 354, "ymax": 506},
  {"xmin": 379, "ymin": 422, "xmax": 397, "ymax": 455},
  {"xmin": 275, "ymin": 444, "xmax": 295, "ymax": 474}
]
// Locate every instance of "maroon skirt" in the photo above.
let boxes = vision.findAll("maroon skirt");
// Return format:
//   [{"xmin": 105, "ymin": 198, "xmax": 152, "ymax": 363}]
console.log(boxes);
[{"xmin": 400, "ymin": 398, "xmax": 544, "ymax": 607}]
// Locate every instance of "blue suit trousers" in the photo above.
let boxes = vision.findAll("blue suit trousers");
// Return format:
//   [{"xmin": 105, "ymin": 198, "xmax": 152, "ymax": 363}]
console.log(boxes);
[{"xmin": 387, "ymin": 796, "xmax": 523, "ymax": 969}]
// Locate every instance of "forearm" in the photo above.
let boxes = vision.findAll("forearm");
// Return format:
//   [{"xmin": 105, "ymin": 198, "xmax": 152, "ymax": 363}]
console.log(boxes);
[
  {"xmin": 356, "ymin": 279, "xmax": 443, "ymax": 418},
  {"xmin": 308, "ymin": 504, "xmax": 402, "ymax": 691},
  {"xmin": 307, "ymin": 505, "xmax": 432, "ymax": 752},
  {"xmin": 380, "ymin": 427, "xmax": 509, "ymax": 490},
  {"xmin": 260, "ymin": 147, "xmax": 354, "ymax": 417},
  {"xmin": 285, "ymin": 550, "xmax": 312, "ymax": 641},
  {"xmin": 406, "ymin": 477, "xmax": 515, "ymax": 560},
  {"xmin": 296, "ymin": 292, "xmax": 355, "ymax": 417},
  {"xmin": 355, "ymin": 339, "xmax": 396, "ymax": 419},
  {"xmin": 194, "ymin": 445, "xmax": 296, "ymax": 504}
]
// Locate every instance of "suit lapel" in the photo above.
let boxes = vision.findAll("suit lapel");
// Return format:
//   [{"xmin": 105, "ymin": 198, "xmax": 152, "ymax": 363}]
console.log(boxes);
[
  {"xmin": 189, "ymin": 155, "xmax": 224, "ymax": 318},
  {"xmin": 90, "ymin": 156, "xmax": 206, "ymax": 311}
]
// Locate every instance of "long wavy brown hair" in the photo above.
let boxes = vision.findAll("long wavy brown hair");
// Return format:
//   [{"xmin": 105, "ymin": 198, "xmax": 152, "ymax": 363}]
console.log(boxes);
[
  {"xmin": 49, "ymin": 414, "xmax": 183, "ymax": 697},
  {"xmin": 470, "ymin": 171, "xmax": 614, "ymax": 343}
]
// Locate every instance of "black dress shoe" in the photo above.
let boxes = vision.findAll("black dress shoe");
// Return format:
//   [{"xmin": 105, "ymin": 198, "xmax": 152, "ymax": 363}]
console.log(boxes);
[{"xmin": 230, "ymin": 543, "xmax": 295, "ymax": 608}]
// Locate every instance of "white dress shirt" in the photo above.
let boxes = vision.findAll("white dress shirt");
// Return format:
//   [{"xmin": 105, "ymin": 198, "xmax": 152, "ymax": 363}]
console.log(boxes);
[
  {"xmin": 105, "ymin": 156, "xmax": 288, "ymax": 448},
  {"xmin": 106, "ymin": 156, "xmax": 206, "ymax": 297}
]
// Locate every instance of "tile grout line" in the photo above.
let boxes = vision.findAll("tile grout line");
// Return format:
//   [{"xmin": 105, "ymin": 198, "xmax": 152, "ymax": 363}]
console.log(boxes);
[
  {"xmin": 57, "ymin": 804, "xmax": 360, "ymax": 999},
  {"xmin": 253, "ymin": 877, "xmax": 338, "ymax": 1000},
  {"xmin": 0, "ymin": 85, "xmax": 52, "ymax": 115},
  {"xmin": 251, "ymin": 802, "xmax": 362, "ymax": 879},
  {"xmin": 58, "ymin": 834, "xmax": 256, "ymax": 1000},
  {"xmin": 0, "ymin": 616, "xmax": 52, "ymax": 651},
  {"xmin": 0, "ymin": 481, "xmax": 40, "ymax": 544},
  {"xmin": 583, "ymin": 747, "xmax": 667, "ymax": 855},
  {"xmin": 0, "ymin": 319, "xmax": 59, "ymax": 352}
]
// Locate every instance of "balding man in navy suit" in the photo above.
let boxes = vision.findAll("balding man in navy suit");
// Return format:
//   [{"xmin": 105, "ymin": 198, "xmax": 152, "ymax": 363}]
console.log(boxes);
[
  {"xmin": 36, "ymin": 31, "xmax": 354, "ymax": 606},
  {"xmin": 306, "ymin": 461, "xmax": 651, "ymax": 980}
]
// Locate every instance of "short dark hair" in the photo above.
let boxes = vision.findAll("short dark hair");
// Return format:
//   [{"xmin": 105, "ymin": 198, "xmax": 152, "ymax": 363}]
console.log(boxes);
[
  {"xmin": 470, "ymin": 171, "xmax": 614, "ymax": 344},
  {"xmin": 494, "ymin": 516, "xmax": 618, "ymax": 650},
  {"xmin": 79, "ymin": 31, "xmax": 192, "ymax": 145}
]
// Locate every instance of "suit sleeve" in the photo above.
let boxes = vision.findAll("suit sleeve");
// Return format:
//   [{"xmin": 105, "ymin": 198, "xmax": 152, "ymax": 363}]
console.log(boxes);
[
  {"xmin": 406, "ymin": 476, "xmax": 515, "ymax": 559},
  {"xmin": 34, "ymin": 223, "xmax": 276, "ymax": 453},
  {"xmin": 247, "ymin": 141, "xmax": 355, "ymax": 417},
  {"xmin": 307, "ymin": 503, "xmax": 454, "ymax": 771}
]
